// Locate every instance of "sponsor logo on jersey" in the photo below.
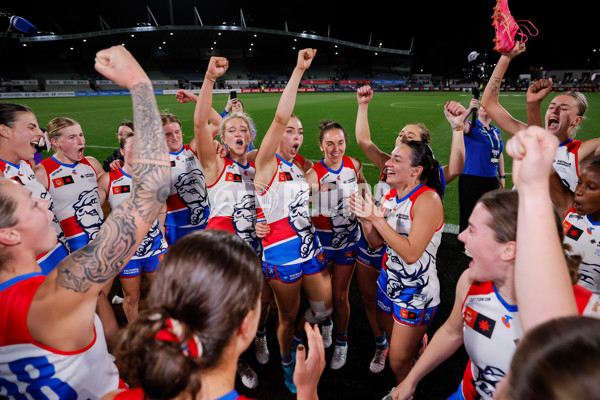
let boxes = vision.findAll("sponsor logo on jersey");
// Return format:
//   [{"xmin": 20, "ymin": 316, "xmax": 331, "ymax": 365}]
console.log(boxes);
[
  {"xmin": 317, "ymin": 252, "xmax": 326, "ymax": 262},
  {"xmin": 464, "ymin": 306, "xmax": 496, "ymax": 338},
  {"xmin": 10, "ymin": 176, "xmax": 23, "ymax": 185},
  {"xmin": 226, "ymin": 172, "xmax": 242, "ymax": 182},
  {"xmin": 112, "ymin": 185, "xmax": 131, "ymax": 194},
  {"xmin": 556, "ymin": 160, "xmax": 572, "ymax": 168},
  {"xmin": 279, "ymin": 172, "xmax": 293, "ymax": 182},
  {"xmin": 52, "ymin": 176, "xmax": 75, "ymax": 187},
  {"xmin": 502, "ymin": 315, "xmax": 512, "ymax": 328},
  {"xmin": 401, "ymin": 309, "xmax": 418, "ymax": 320},
  {"xmin": 170, "ymin": 160, "xmax": 176, "ymax": 167},
  {"xmin": 564, "ymin": 222, "xmax": 584, "ymax": 241},
  {"xmin": 588, "ymin": 226, "xmax": 595, "ymax": 234}
]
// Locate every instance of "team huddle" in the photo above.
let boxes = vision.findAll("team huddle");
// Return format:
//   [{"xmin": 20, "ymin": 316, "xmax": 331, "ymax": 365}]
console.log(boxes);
[{"xmin": 1, "ymin": 41, "xmax": 600, "ymax": 400}]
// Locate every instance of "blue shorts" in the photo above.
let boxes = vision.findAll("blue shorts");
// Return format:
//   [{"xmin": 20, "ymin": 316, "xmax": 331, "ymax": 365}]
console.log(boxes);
[
  {"xmin": 119, "ymin": 254, "xmax": 162, "ymax": 278},
  {"xmin": 376, "ymin": 285, "xmax": 437, "ymax": 327},
  {"xmin": 263, "ymin": 251, "xmax": 327, "ymax": 284},
  {"xmin": 355, "ymin": 235, "xmax": 385, "ymax": 271},
  {"xmin": 323, "ymin": 243, "xmax": 358, "ymax": 266},
  {"xmin": 165, "ymin": 225, "xmax": 203, "ymax": 246}
]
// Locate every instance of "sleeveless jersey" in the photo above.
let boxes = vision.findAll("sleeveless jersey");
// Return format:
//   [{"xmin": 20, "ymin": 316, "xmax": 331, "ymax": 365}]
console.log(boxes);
[
  {"xmin": 166, "ymin": 145, "xmax": 210, "ymax": 230},
  {"xmin": 0, "ymin": 159, "xmax": 70, "ymax": 274},
  {"xmin": 39, "ymin": 156, "xmax": 104, "ymax": 251},
  {"xmin": 379, "ymin": 185, "xmax": 443, "ymax": 309},
  {"xmin": 311, "ymin": 156, "xmax": 361, "ymax": 251},
  {"xmin": 460, "ymin": 280, "xmax": 521, "ymax": 400},
  {"xmin": 0, "ymin": 273, "xmax": 119, "ymax": 399},
  {"xmin": 257, "ymin": 155, "xmax": 321, "ymax": 265},
  {"xmin": 554, "ymin": 137, "xmax": 581, "ymax": 192},
  {"xmin": 563, "ymin": 208, "xmax": 600, "ymax": 294},
  {"xmin": 206, "ymin": 157, "xmax": 261, "ymax": 255},
  {"xmin": 107, "ymin": 169, "xmax": 168, "ymax": 259}
]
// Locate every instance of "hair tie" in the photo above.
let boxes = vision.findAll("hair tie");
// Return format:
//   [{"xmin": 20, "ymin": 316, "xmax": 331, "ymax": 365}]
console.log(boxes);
[{"xmin": 155, "ymin": 318, "xmax": 203, "ymax": 358}]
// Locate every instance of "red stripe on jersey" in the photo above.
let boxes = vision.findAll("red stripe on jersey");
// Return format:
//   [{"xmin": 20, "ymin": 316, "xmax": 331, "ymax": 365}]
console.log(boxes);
[
  {"xmin": 574, "ymin": 284, "xmax": 595, "ymax": 314},
  {"xmin": 312, "ymin": 215, "xmax": 332, "ymax": 230},
  {"xmin": 460, "ymin": 360, "xmax": 478, "ymax": 400},
  {"xmin": 206, "ymin": 216, "xmax": 235, "ymax": 233},
  {"xmin": 166, "ymin": 192, "xmax": 187, "ymax": 211},
  {"xmin": 60, "ymin": 215, "xmax": 84, "ymax": 237},
  {"xmin": 262, "ymin": 218, "xmax": 300, "ymax": 248},
  {"xmin": 461, "ymin": 280, "xmax": 494, "ymax": 311}
]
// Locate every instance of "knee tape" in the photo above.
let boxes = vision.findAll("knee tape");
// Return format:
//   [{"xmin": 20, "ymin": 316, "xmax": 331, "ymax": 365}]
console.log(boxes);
[{"xmin": 304, "ymin": 300, "xmax": 332, "ymax": 324}]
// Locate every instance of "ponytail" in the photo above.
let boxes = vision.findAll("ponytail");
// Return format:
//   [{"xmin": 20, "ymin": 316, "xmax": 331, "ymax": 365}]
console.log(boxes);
[
  {"xmin": 403, "ymin": 140, "xmax": 444, "ymax": 198},
  {"xmin": 113, "ymin": 309, "xmax": 203, "ymax": 400}
]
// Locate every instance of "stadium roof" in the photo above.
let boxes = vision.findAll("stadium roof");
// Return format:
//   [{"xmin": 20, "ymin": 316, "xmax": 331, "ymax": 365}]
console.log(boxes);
[{"xmin": 3, "ymin": 1, "xmax": 600, "ymax": 74}]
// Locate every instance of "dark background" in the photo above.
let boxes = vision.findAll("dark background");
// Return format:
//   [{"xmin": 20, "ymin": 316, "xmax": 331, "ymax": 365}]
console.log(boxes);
[{"xmin": 3, "ymin": 1, "xmax": 600, "ymax": 75}]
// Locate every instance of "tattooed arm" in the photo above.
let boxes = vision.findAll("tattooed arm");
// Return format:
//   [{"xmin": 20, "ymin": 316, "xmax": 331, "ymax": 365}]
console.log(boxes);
[
  {"xmin": 30, "ymin": 46, "xmax": 170, "ymax": 351},
  {"xmin": 480, "ymin": 41, "xmax": 528, "ymax": 136}
]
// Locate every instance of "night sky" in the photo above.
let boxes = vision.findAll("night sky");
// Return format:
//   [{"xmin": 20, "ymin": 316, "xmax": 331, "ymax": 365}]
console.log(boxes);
[{"xmin": 4, "ymin": 1, "xmax": 600, "ymax": 74}]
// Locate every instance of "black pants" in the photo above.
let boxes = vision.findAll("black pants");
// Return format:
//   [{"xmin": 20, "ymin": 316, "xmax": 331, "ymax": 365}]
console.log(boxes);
[{"xmin": 458, "ymin": 174, "xmax": 500, "ymax": 234}]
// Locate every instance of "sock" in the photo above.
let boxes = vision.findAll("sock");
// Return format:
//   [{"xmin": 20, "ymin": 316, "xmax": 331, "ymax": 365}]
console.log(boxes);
[
  {"xmin": 293, "ymin": 330, "xmax": 306, "ymax": 346},
  {"xmin": 281, "ymin": 354, "xmax": 293, "ymax": 368},
  {"xmin": 375, "ymin": 334, "xmax": 388, "ymax": 350},
  {"xmin": 322, "ymin": 317, "xmax": 333, "ymax": 327},
  {"xmin": 335, "ymin": 330, "xmax": 348, "ymax": 347}
]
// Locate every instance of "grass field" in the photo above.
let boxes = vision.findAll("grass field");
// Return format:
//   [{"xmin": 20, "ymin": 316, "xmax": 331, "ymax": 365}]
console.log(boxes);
[
  {"xmin": 12, "ymin": 91, "xmax": 600, "ymax": 398},
  {"xmin": 17, "ymin": 90, "xmax": 600, "ymax": 227}
]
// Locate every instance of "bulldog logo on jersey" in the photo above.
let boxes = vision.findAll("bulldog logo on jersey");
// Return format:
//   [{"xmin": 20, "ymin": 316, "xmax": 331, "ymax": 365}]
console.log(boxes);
[
  {"xmin": 73, "ymin": 188, "xmax": 103, "ymax": 241},
  {"xmin": 476, "ymin": 366, "xmax": 506, "ymax": 398},
  {"xmin": 135, "ymin": 222, "xmax": 162, "ymax": 257},
  {"xmin": 288, "ymin": 188, "xmax": 316, "ymax": 259},
  {"xmin": 330, "ymin": 197, "xmax": 359, "ymax": 249},
  {"xmin": 174, "ymin": 169, "xmax": 208, "ymax": 226},
  {"xmin": 232, "ymin": 194, "xmax": 262, "ymax": 255}
]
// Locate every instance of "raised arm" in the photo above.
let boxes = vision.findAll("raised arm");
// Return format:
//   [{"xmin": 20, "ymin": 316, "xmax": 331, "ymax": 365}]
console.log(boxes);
[
  {"xmin": 177, "ymin": 89, "xmax": 222, "ymax": 143},
  {"xmin": 193, "ymin": 57, "xmax": 229, "ymax": 180},
  {"xmin": 480, "ymin": 42, "xmax": 528, "ymax": 136},
  {"xmin": 355, "ymin": 85, "xmax": 391, "ymax": 171},
  {"xmin": 30, "ymin": 45, "xmax": 171, "ymax": 350},
  {"xmin": 254, "ymin": 49, "xmax": 316, "ymax": 186},
  {"xmin": 498, "ymin": 153, "xmax": 506, "ymax": 188},
  {"xmin": 442, "ymin": 101, "xmax": 467, "ymax": 184},
  {"xmin": 507, "ymin": 126, "xmax": 577, "ymax": 332},
  {"xmin": 526, "ymin": 78, "xmax": 554, "ymax": 128}
]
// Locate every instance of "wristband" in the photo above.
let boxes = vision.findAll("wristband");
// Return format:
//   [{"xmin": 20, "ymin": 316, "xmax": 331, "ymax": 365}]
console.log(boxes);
[
  {"xmin": 205, "ymin": 75, "xmax": 216, "ymax": 83},
  {"xmin": 499, "ymin": 175, "xmax": 506, "ymax": 179},
  {"xmin": 452, "ymin": 125, "xmax": 465, "ymax": 131}
]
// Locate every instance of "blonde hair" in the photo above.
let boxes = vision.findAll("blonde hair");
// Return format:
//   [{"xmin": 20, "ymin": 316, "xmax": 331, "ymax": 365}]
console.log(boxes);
[
  {"xmin": 46, "ymin": 117, "xmax": 79, "ymax": 149},
  {"xmin": 218, "ymin": 112, "xmax": 255, "ymax": 143},
  {"xmin": 555, "ymin": 91, "xmax": 588, "ymax": 137}
]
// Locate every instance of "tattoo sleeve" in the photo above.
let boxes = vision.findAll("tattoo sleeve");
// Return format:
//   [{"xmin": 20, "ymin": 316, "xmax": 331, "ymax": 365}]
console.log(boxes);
[
  {"xmin": 57, "ymin": 81, "xmax": 171, "ymax": 293},
  {"xmin": 489, "ymin": 77, "xmax": 502, "ymax": 96}
]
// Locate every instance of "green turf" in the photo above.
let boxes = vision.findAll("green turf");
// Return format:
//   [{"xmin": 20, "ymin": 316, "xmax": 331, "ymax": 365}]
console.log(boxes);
[{"xmin": 14, "ymin": 91, "xmax": 600, "ymax": 226}]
